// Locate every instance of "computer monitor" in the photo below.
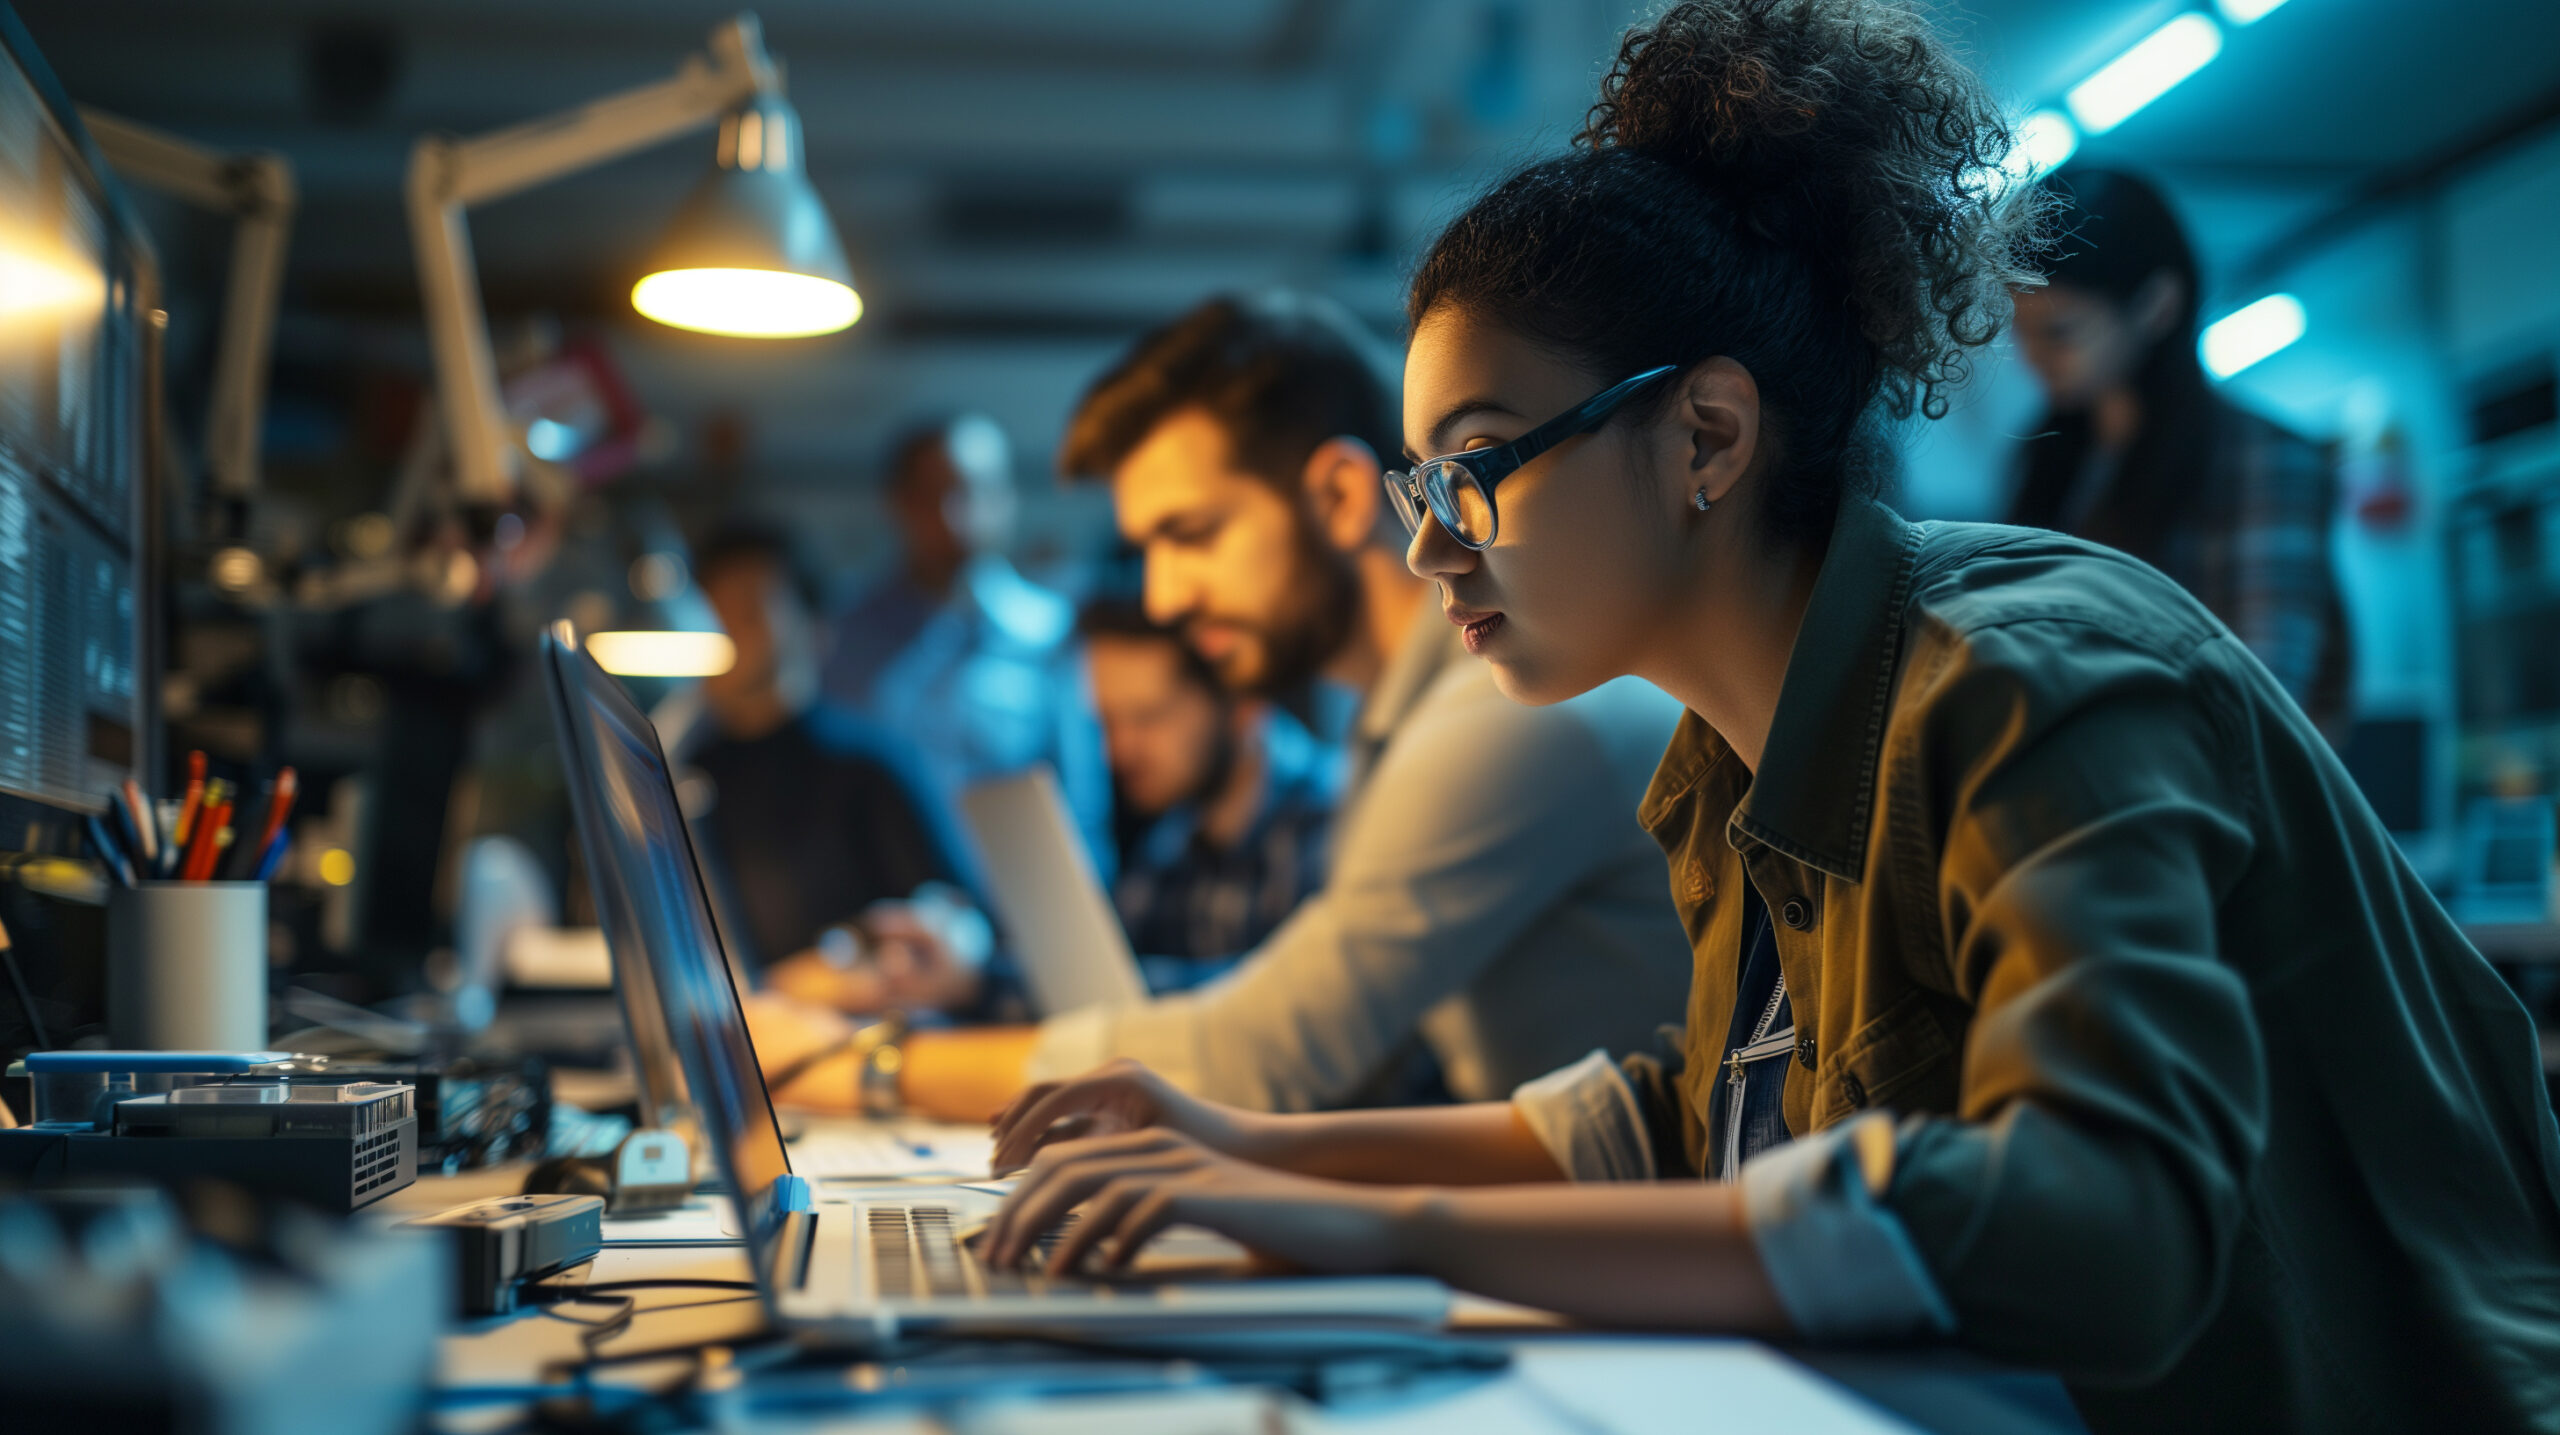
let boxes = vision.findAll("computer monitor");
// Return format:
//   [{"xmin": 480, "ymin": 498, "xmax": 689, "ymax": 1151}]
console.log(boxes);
[
  {"xmin": 541, "ymin": 624, "xmax": 799, "ymax": 1264},
  {"xmin": 0, "ymin": 2, "xmax": 157, "ymax": 1055},
  {"xmin": 0, "ymin": 4, "xmax": 153, "ymax": 827}
]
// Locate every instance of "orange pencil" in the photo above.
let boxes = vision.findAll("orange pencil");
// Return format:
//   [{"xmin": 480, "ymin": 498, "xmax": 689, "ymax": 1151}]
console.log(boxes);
[
  {"xmin": 173, "ymin": 750, "xmax": 207, "ymax": 847},
  {"xmin": 180, "ymin": 782, "xmax": 231, "ymax": 882}
]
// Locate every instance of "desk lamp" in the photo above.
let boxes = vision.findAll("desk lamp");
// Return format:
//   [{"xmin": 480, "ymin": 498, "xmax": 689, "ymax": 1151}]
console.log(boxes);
[
  {"xmin": 80, "ymin": 112, "xmax": 294, "ymax": 500},
  {"xmin": 407, "ymin": 13, "xmax": 856, "ymax": 506}
]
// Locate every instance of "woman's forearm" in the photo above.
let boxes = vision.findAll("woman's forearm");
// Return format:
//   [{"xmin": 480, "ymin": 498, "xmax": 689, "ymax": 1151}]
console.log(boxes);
[
  {"xmin": 1233, "ymin": 1102, "xmax": 1565, "ymax": 1185},
  {"xmin": 1389, "ymin": 1182, "xmax": 1789, "ymax": 1332}
]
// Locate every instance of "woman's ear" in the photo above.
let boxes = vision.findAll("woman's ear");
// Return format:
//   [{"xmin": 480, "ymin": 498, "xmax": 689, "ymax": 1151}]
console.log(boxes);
[
  {"xmin": 1297, "ymin": 436, "xmax": 1387, "ymax": 552},
  {"xmin": 1672, "ymin": 358, "xmax": 1761, "ymax": 512}
]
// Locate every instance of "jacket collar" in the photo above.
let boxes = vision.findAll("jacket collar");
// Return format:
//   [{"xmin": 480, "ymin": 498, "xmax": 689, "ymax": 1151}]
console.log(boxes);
[{"xmin": 1637, "ymin": 499, "xmax": 1918, "ymax": 882}]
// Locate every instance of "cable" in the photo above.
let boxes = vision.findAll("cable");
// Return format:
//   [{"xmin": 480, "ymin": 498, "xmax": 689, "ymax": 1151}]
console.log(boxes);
[
  {"xmin": 0, "ymin": 913, "xmax": 51, "ymax": 1050},
  {"xmin": 547, "ymin": 1278, "xmax": 759, "ymax": 1293}
]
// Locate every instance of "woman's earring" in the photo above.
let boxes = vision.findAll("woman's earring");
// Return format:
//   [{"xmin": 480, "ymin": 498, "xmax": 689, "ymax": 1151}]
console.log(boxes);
[{"xmin": 1692, "ymin": 488, "xmax": 1712, "ymax": 512}]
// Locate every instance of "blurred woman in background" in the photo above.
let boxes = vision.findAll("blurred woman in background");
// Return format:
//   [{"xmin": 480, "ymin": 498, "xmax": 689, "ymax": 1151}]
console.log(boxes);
[{"xmin": 2006, "ymin": 169, "xmax": 2353, "ymax": 732}]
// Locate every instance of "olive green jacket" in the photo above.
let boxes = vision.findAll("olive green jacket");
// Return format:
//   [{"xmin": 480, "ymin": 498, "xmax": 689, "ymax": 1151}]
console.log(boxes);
[{"xmin": 1517, "ymin": 500, "xmax": 2560, "ymax": 1434}]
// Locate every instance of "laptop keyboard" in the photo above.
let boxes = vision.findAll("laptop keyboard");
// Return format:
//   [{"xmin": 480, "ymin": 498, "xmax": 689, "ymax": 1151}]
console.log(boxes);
[{"xmin": 866, "ymin": 1204, "xmax": 1093, "ymax": 1300}]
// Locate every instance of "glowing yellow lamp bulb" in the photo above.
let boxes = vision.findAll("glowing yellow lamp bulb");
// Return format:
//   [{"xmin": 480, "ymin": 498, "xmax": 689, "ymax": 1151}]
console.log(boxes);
[
  {"xmin": 631, "ymin": 267, "xmax": 861, "ymax": 338},
  {"xmin": 585, "ymin": 630, "xmax": 736, "ymax": 678},
  {"xmin": 0, "ymin": 246, "xmax": 106, "ymax": 324}
]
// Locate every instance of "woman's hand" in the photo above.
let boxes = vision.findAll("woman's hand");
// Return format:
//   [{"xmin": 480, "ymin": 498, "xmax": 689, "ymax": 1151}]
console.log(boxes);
[
  {"xmin": 988, "ymin": 1058, "xmax": 1258, "ymax": 1174},
  {"xmin": 979, "ymin": 1127, "xmax": 1420, "ymax": 1277}
]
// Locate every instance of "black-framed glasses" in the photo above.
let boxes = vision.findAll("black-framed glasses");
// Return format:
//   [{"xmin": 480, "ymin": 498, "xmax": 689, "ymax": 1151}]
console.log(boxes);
[{"xmin": 1385, "ymin": 364, "xmax": 1679, "ymax": 551}]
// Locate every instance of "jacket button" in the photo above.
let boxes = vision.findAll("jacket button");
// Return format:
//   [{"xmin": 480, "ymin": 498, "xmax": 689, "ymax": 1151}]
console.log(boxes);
[
  {"xmin": 1839, "ymin": 1071, "xmax": 1867, "ymax": 1109},
  {"xmin": 1684, "ymin": 860, "xmax": 1711, "ymax": 904},
  {"xmin": 1780, "ymin": 897, "xmax": 1812, "ymax": 930},
  {"xmin": 1795, "ymin": 1036, "xmax": 1817, "ymax": 1070}
]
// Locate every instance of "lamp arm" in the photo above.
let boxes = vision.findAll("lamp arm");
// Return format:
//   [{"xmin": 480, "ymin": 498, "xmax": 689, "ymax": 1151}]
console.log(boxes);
[
  {"xmin": 406, "ymin": 13, "xmax": 776, "ymax": 506},
  {"xmin": 81, "ymin": 109, "xmax": 296, "ymax": 500}
]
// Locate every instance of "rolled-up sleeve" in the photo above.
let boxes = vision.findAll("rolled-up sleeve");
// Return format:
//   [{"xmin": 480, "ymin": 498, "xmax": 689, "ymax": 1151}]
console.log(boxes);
[
  {"xmin": 1881, "ymin": 632, "xmax": 2271, "ymax": 1381},
  {"xmin": 1027, "ymin": 682, "xmax": 1644, "ymax": 1111},
  {"xmin": 1512, "ymin": 1050, "xmax": 1657, "ymax": 1182}
]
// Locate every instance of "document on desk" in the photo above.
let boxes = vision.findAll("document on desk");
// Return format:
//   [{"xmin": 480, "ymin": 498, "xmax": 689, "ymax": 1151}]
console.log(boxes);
[
  {"xmin": 786, "ymin": 1118, "xmax": 995, "ymax": 1181},
  {"xmin": 1312, "ymin": 1338, "xmax": 1919, "ymax": 1434},
  {"xmin": 599, "ymin": 1194, "xmax": 740, "ymax": 1246}
]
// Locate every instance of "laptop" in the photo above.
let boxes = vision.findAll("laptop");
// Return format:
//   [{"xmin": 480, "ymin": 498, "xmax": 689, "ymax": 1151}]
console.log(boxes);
[
  {"xmin": 959, "ymin": 769, "xmax": 1149, "ymax": 1016},
  {"xmin": 541, "ymin": 625, "xmax": 1448, "ymax": 1341}
]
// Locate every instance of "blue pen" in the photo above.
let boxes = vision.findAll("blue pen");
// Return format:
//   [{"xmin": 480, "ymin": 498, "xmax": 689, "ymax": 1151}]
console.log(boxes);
[
  {"xmin": 252, "ymin": 831, "xmax": 291, "ymax": 883},
  {"xmin": 86, "ymin": 813, "xmax": 136, "ymax": 888}
]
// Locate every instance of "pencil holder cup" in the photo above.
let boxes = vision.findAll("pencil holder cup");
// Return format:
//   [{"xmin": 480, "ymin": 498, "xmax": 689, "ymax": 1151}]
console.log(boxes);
[{"xmin": 108, "ymin": 882, "xmax": 269, "ymax": 1051}]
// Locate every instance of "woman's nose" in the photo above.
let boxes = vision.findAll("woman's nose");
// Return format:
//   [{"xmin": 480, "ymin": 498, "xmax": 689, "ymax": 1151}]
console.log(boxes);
[{"xmin": 1406, "ymin": 507, "xmax": 1478, "ymax": 582}]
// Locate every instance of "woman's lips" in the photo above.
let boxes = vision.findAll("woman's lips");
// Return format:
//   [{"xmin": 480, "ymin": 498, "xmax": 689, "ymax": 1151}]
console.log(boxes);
[{"xmin": 1448, "ymin": 606, "xmax": 1507, "ymax": 654}]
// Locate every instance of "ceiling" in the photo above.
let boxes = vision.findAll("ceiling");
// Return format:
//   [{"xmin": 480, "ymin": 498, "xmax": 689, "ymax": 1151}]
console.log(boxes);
[{"xmin": 11, "ymin": 0, "xmax": 2559, "ymax": 503}]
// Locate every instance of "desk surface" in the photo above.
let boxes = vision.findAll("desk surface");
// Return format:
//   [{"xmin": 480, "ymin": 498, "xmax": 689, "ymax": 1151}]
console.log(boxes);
[{"xmin": 395, "ymin": 1123, "xmax": 2087, "ymax": 1435}]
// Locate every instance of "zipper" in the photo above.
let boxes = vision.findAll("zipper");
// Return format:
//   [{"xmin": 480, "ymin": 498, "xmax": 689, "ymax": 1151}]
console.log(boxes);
[{"xmin": 1720, "ymin": 900, "xmax": 1795, "ymax": 1179}]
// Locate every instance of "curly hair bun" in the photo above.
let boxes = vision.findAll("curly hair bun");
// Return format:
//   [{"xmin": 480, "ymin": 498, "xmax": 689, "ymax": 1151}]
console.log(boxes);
[{"xmin": 1582, "ymin": 0, "xmax": 2034, "ymax": 419}]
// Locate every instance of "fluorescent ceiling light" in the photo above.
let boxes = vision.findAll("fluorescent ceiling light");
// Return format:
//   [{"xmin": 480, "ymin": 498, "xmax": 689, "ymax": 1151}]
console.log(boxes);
[
  {"xmin": 2216, "ymin": 0, "xmax": 2291, "ymax": 25},
  {"xmin": 2200, "ymin": 294, "xmax": 2306, "ymax": 378},
  {"xmin": 2005, "ymin": 109, "xmax": 2080, "ymax": 185},
  {"xmin": 585, "ymin": 630, "xmax": 736, "ymax": 678},
  {"xmin": 2067, "ymin": 13, "xmax": 2225, "ymax": 134}
]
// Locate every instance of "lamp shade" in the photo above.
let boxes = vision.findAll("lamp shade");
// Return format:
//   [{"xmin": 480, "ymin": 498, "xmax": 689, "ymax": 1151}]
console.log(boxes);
[{"xmin": 633, "ymin": 96, "xmax": 860, "ymax": 338}]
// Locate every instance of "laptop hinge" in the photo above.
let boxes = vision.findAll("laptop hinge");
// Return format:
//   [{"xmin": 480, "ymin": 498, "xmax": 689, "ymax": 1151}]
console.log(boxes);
[{"xmin": 780, "ymin": 1208, "xmax": 819, "ymax": 1292}]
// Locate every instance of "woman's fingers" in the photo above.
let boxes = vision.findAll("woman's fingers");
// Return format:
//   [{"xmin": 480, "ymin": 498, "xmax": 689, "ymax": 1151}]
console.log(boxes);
[
  {"xmin": 992, "ymin": 1077, "xmax": 1151, "ymax": 1174},
  {"xmin": 989, "ymin": 1081, "xmax": 1059, "ymax": 1136},
  {"xmin": 1043, "ymin": 1174, "xmax": 1163, "ymax": 1276},
  {"xmin": 1101, "ymin": 1185, "xmax": 1188, "ymax": 1271},
  {"xmin": 984, "ymin": 1133, "xmax": 1195, "ymax": 1267}
]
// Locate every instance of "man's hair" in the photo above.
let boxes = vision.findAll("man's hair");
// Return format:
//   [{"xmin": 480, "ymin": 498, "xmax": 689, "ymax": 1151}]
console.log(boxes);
[
  {"xmin": 1058, "ymin": 290, "xmax": 1400, "ymax": 489},
  {"xmin": 1078, "ymin": 594, "xmax": 1223, "ymax": 701},
  {"xmin": 691, "ymin": 519, "xmax": 816, "ymax": 609}
]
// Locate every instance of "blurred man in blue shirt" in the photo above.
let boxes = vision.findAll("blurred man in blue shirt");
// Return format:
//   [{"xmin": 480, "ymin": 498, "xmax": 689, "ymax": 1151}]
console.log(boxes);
[
  {"xmin": 1081, "ymin": 595, "xmax": 1339, "ymax": 993},
  {"xmin": 821, "ymin": 414, "xmax": 1112, "ymax": 859}
]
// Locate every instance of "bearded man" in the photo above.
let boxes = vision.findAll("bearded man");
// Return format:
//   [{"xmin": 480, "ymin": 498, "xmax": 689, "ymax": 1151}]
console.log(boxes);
[{"xmin": 751, "ymin": 292, "xmax": 1692, "ymax": 1121}]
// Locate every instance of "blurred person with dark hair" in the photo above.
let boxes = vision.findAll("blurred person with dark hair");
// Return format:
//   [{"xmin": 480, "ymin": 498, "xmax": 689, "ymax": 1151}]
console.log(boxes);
[
  {"xmin": 685, "ymin": 522, "xmax": 987, "ymax": 1014},
  {"xmin": 1081, "ymin": 595, "xmax": 1338, "ymax": 992},
  {"xmin": 819, "ymin": 413, "xmax": 1112, "ymax": 857},
  {"xmin": 2008, "ymin": 168, "xmax": 2352, "ymax": 731},
  {"xmin": 748, "ymin": 290, "xmax": 1691, "ymax": 1121}
]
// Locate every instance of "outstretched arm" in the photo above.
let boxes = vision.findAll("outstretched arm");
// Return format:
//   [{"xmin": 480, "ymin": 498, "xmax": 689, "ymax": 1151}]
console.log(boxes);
[
  {"xmin": 986, "ymin": 1057, "xmax": 1563, "ymax": 1185},
  {"xmin": 978, "ymin": 1126, "xmax": 1786, "ymax": 1333}
]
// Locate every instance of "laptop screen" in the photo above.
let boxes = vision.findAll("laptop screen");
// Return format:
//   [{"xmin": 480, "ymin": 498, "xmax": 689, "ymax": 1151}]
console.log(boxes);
[{"xmin": 544, "ymin": 627, "xmax": 796, "ymax": 1268}]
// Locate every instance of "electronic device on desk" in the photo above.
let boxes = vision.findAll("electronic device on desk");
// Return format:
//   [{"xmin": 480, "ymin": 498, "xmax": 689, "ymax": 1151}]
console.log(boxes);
[
  {"xmin": 524, "ymin": 1125, "xmax": 693, "ymax": 1215},
  {"xmin": 403, "ymin": 1192, "xmax": 605, "ymax": 1315},
  {"xmin": 0, "ymin": 1050, "xmax": 418, "ymax": 1211},
  {"xmin": 0, "ymin": 0, "xmax": 160, "ymax": 1064},
  {"xmin": 541, "ymin": 625, "xmax": 1449, "ymax": 1344},
  {"xmin": 961, "ymin": 769, "xmax": 1150, "ymax": 1017},
  {"xmin": 0, "ymin": 1185, "xmax": 442, "ymax": 1435},
  {"xmin": 281, "ymin": 1054, "xmax": 552, "ymax": 1174}
]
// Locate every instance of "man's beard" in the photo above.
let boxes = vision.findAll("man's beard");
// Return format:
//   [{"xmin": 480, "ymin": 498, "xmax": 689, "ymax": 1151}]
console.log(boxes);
[{"xmin": 1193, "ymin": 512, "xmax": 1361, "ymax": 701}]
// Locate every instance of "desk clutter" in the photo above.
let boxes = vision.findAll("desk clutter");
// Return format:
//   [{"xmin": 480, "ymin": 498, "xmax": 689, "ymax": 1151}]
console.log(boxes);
[
  {"xmin": 0, "ymin": 1050, "xmax": 418, "ymax": 1211},
  {"xmin": 0, "ymin": 1184, "xmax": 442, "ymax": 1435}
]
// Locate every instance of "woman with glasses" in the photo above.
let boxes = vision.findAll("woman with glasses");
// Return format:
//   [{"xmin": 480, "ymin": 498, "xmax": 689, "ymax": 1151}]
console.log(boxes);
[{"xmin": 976, "ymin": 2, "xmax": 2560, "ymax": 1429}]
